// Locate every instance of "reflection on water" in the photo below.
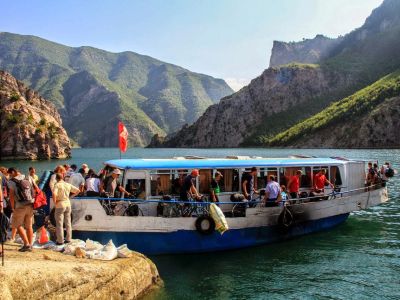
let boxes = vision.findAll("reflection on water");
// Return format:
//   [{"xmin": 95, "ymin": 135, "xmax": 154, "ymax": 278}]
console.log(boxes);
[{"xmin": 3, "ymin": 148, "xmax": 400, "ymax": 299}]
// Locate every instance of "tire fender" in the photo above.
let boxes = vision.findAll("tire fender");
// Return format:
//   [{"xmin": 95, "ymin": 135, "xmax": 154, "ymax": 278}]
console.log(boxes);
[{"xmin": 195, "ymin": 215, "xmax": 215, "ymax": 235}]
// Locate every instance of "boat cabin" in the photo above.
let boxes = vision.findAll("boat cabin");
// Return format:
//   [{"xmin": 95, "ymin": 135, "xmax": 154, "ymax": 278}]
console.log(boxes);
[{"xmin": 103, "ymin": 156, "xmax": 366, "ymax": 202}]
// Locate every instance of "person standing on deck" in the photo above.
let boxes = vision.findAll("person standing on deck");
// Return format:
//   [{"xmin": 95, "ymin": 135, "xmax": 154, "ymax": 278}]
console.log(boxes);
[
  {"xmin": 69, "ymin": 168, "xmax": 86, "ymax": 195},
  {"xmin": 100, "ymin": 169, "xmax": 131, "ymax": 198},
  {"xmin": 210, "ymin": 171, "xmax": 223, "ymax": 202},
  {"xmin": 287, "ymin": 170, "xmax": 302, "ymax": 199},
  {"xmin": 180, "ymin": 169, "xmax": 201, "ymax": 201},
  {"xmin": 313, "ymin": 169, "xmax": 334, "ymax": 193},
  {"xmin": 264, "ymin": 175, "xmax": 281, "ymax": 207},
  {"xmin": 242, "ymin": 167, "xmax": 258, "ymax": 201}
]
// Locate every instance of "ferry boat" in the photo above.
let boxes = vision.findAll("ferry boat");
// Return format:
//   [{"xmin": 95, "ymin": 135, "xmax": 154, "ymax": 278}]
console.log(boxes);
[{"xmin": 68, "ymin": 156, "xmax": 389, "ymax": 255}]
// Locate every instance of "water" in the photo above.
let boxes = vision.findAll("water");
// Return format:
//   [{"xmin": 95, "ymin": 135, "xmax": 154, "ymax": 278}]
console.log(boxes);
[{"xmin": 3, "ymin": 148, "xmax": 400, "ymax": 299}]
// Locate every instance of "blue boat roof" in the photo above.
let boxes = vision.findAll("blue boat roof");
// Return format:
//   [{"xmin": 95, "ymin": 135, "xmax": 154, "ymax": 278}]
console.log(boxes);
[{"xmin": 105, "ymin": 157, "xmax": 351, "ymax": 170}]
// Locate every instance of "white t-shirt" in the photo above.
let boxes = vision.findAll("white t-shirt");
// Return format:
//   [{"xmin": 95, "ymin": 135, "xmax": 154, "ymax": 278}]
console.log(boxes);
[
  {"xmin": 86, "ymin": 177, "xmax": 100, "ymax": 192},
  {"xmin": 266, "ymin": 181, "xmax": 281, "ymax": 199},
  {"xmin": 69, "ymin": 173, "xmax": 85, "ymax": 189}
]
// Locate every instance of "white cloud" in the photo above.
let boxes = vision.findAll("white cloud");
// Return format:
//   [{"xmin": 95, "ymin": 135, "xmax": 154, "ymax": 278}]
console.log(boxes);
[{"xmin": 224, "ymin": 78, "xmax": 251, "ymax": 92}]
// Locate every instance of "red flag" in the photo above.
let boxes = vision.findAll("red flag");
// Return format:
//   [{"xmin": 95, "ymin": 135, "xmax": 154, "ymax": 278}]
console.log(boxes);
[{"xmin": 119, "ymin": 121, "xmax": 128, "ymax": 153}]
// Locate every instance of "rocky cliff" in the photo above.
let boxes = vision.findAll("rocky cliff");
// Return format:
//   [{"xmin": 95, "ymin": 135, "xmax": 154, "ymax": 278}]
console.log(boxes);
[
  {"xmin": 156, "ymin": 0, "xmax": 400, "ymax": 148},
  {"xmin": 0, "ymin": 33, "xmax": 233, "ymax": 147},
  {"xmin": 269, "ymin": 35, "xmax": 342, "ymax": 67},
  {"xmin": 158, "ymin": 64, "xmax": 353, "ymax": 147},
  {"xmin": 0, "ymin": 70, "xmax": 71, "ymax": 159}
]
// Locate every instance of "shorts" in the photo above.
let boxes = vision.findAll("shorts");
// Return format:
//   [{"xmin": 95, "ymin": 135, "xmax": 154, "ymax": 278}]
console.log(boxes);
[{"xmin": 11, "ymin": 205, "xmax": 33, "ymax": 229}]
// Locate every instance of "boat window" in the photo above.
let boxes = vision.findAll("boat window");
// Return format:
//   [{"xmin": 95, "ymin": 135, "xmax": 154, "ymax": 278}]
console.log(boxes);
[
  {"xmin": 199, "ymin": 169, "xmax": 212, "ymax": 194},
  {"xmin": 330, "ymin": 166, "xmax": 342, "ymax": 186},
  {"xmin": 257, "ymin": 168, "xmax": 278, "ymax": 189},
  {"xmin": 124, "ymin": 171, "xmax": 147, "ymax": 199},
  {"xmin": 171, "ymin": 170, "xmax": 187, "ymax": 195},
  {"xmin": 301, "ymin": 167, "xmax": 312, "ymax": 187},
  {"xmin": 125, "ymin": 179, "xmax": 146, "ymax": 199},
  {"xmin": 149, "ymin": 170, "xmax": 171, "ymax": 196},
  {"xmin": 281, "ymin": 167, "xmax": 312, "ymax": 188},
  {"xmin": 149, "ymin": 169, "xmax": 189, "ymax": 196},
  {"xmin": 216, "ymin": 169, "xmax": 240, "ymax": 192}
]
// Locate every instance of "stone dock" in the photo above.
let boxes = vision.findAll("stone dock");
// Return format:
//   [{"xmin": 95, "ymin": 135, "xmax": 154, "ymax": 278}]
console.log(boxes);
[{"xmin": 0, "ymin": 243, "xmax": 161, "ymax": 299}]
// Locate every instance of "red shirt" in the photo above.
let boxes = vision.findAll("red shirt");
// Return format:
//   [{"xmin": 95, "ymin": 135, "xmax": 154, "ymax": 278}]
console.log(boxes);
[
  {"xmin": 288, "ymin": 175, "xmax": 300, "ymax": 193},
  {"xmin": 314, "ymin": 174, "xmax": 327, "ymax": 190}
]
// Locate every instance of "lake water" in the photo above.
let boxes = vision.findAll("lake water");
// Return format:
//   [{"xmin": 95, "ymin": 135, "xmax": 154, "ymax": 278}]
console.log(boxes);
[{"xmin": 3, "ymin": 148, "xmax": 400, "ymax": 299}]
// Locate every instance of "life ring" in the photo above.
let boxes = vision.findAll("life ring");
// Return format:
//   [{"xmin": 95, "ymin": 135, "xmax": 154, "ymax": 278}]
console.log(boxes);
[
  {"xmin": 195, "ymin": 215, "xmax": 215, "ymax": 235},
  {"xmin": 50, "ymin": 208, "xmax": 73, "ymax": 226}
]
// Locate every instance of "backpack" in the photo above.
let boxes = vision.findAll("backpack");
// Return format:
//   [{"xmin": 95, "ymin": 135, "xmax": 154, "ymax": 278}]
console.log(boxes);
[
  {"xmin": 11, "ymin": 177, "xmax": 35, "ymax": 204},
  {"xmin": 385, "ymin": 167, "xmax": 394, "ymax": 178},
  {"xmin": 0, "ymin": 212, "xmax": 10, "ymax": 243}
]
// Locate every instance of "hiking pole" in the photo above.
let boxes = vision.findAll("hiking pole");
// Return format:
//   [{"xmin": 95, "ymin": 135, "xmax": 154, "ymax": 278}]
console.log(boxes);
[
  {"xmin": 1, "ymin": 239, "xmax": 3, "ymax": 267},
  {"xmin": 0, "ymin": 211, "xmax": 5, "ymax": 267}
]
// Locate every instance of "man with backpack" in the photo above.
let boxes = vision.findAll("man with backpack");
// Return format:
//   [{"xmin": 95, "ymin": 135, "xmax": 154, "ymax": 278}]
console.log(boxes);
[
  {"xmin": 381, "ymin": 162, "xmax": 395, "ymax": 182},
  {"xmin": 7, "ymin": 167, "xmax": 35, "ymax": 252}
]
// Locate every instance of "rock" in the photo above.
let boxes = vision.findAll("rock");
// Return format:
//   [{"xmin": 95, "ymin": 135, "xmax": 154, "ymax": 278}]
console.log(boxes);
[
  {"xmin": 269, "ymin": 35, "xmax": 342, "ymax": 67},
  {"xmin": 147, "ymin": 133, "xmax": 166, "ymax": 148},
  {"xmin": 0, "ymin": 243, "xmax": 161, "ymax": 300},
  {"xmin": 0, "ymin": 70, "xmax": 71, "ymax": 160},
  {"xmin": 43, "ymin": 254, "xmax": 52, "ymax": 260}
]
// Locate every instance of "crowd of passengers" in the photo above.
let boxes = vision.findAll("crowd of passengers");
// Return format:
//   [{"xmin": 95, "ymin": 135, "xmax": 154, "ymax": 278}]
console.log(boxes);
[
  {"xmin": 366, "ymin": 161, "xmax": 392, "ymax": 187},
  {"xmin": 167, "ymin": 167, "xmax": 335, "ymax": 207}
]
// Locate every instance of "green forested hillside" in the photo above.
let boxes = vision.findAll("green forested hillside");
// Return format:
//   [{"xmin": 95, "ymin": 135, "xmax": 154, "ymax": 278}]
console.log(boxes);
[
  {"xmin": 0, "ymin": 32, "xmax": 233, "ymax": 146},
  {"xmin": 265, "ymin": 70, "xmax": 400, "ymax": 146}
]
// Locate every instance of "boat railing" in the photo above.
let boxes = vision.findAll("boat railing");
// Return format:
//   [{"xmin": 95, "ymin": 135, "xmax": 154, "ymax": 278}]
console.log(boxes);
[{"xmin": 71, "ymin": 182, "xmax": 385, "ymax": 209}]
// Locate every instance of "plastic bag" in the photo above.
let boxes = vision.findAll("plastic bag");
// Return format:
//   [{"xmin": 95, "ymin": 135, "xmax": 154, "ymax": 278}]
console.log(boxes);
[
  {"xmin": 85, "ymin": 239, "xmax": 104, "ymax": 251},
  {"xmin": 209, "ymin": 203, "xmax": 229, "ymax": 234},
  {"xmin": 89, "ymin": 240, "xmax": 118, "ymax": 261},
  {"xmin": 63, "ymin": 239, "xmax": 86, "ymax": 255},
  {"xmin": 42, "ymin": 241, "xmax": 57, "ymax": 250},
  {"xmin": 117, "ymin": 244, "xmax": 133, "ymax": 258}
]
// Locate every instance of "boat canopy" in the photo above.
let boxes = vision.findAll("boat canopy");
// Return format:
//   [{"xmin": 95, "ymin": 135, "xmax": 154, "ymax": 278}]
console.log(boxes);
[{"xmin": 104, "ymin": 157, "xmax": 352, "ymax": 170}]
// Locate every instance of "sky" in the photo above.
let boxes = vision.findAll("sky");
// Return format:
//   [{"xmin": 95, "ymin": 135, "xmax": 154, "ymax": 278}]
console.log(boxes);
[{"xmin": 0, "ymin": 0, "xmax": 383, "ymax": 91}]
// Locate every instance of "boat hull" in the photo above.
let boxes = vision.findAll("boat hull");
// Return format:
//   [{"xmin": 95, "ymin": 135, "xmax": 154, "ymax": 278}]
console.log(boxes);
[{"xmin": 73, "ymin": 213, "xmax": 349, "ymax": 255}]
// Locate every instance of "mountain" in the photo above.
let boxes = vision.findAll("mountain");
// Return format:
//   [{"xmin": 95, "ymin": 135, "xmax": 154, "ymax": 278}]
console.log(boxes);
[
  {"xmin": 0, "ymin": 70, "xmax": 70, "ymax": 159},
  {"xmin": 155, "ymin": 0, "xmax": 400, "ymax": 148},
  {"xmin": 0, "ymin": 32, "xmax": 233, "ymax": 147},
  {"xmin": 267, "ymin": 70, "xmax": 400, "ymax": 148},
  {"xmin": 269, "ymin": 35, "xmax": 342, "ymax": 67}
]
